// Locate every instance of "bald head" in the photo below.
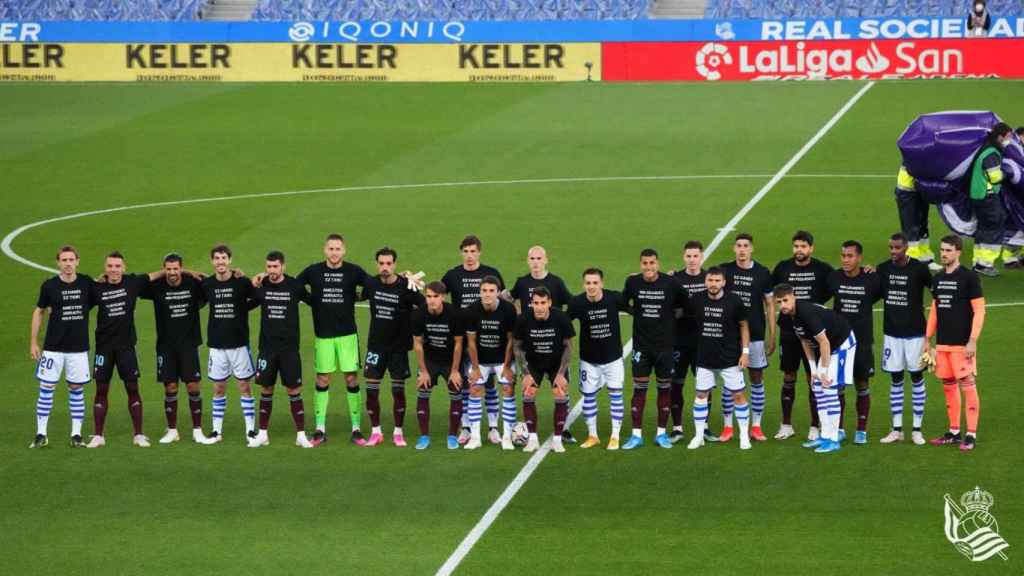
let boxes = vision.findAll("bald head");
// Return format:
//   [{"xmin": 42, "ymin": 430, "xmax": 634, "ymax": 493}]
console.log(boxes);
[{"xmin": 527, "ymin": 245, "xmax": 548, "ymax": 277}]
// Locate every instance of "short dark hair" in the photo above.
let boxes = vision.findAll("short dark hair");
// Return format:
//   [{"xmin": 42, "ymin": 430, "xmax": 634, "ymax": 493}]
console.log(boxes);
[
  {"xmin": 1016, "ymin": 127, "xmax": 1024, "ymax": 137},
  {"xmin": 531, "ymin": 286, "xmax": 551, "ymax": 301},
  {"xmin": 773, "ymin": 283, "xmax": 795, "ymax": 298},
  {"xmin": 706, "ymin": 266, "xmax": 725, "ymax": 278},
  {"xmin": 792, "ymin": 230, "xmax": 814, "ymax": 245},
  {"xmin": 582, "ymin": 267, "xmax": 604, "ymax": 279},
  {"xmin": 426, "ymin": 281, "xmax": 447, "ymax": 295},
  {"xmin": 640, "ymin": 248, "xmax": 658, "ymax": 259},
  {"xmin": 480, "ymin": 275, "xmax": 501, "ymax": 289},
  {"xmin": 210, "ymin": 244, "xmax": 232, "ymax": 259},
  {"xmin": 889, "ymin": 232, "xmax": 908, "ymax": 245},
  {"xmin": 683, "ymin": 240, "xmax": 703, "ymax": 252},
  {"xmin": 163, "ymin": 252, "xmax": 183, "ymax": 265},
  {"xmin": 940, "ymin": 234, "xmax": 963, "ymax": 251},
  {"xmin": 735, "ymin": 232, "xmax": 754, "ymax": 244},
  {"xmin": 106, "ymin": 251, "xmax": 125, "ymax": 261},
  {"xmin": 460, "ymin": 235, "xmax": 481, "ymax": 251},
  {"xmin": 266, "ymin": 250, "xmax": 285, "ymax": 263},
  {"xmin": 375, "ymin": 247, "xmax": 397, "ymax": 262},
  {"xmin": 325, "ymin": 233, "xmax": 344, "ymax": 244},
  {"xmin": 841, "ymin": 240, "xmax": 863, "ymax": 255},
  {"xmin": 56, "ymin": 245, "xmax": 79, "ymax": 260}
]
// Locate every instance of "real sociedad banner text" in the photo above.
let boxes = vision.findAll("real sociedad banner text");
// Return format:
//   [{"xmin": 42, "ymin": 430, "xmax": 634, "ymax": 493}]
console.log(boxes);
[{"xmin": 2, "ymin": 17, "xmax": 1024, "ymax": 44}]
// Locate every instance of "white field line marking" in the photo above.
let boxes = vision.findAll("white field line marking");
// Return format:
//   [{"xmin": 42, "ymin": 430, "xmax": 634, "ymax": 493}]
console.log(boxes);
[
  {"xmin": 2, "ymin": 173, "xmax": 890, "ymax": 275},
  {"xmin": 434, "ymin": 83, "xmax": 880, "ymax": 576}
]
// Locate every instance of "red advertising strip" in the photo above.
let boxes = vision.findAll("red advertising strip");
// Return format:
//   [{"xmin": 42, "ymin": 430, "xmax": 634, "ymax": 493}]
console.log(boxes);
[{"xmin": 602, "ymin": 39, "xmax": 1024, "ymax": 81}]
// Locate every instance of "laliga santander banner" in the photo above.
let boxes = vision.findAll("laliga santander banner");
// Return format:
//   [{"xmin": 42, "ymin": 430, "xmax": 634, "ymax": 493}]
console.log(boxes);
[{"xmin": 602, "ymin": 39, "xmax": 1024, "ymax": 81}]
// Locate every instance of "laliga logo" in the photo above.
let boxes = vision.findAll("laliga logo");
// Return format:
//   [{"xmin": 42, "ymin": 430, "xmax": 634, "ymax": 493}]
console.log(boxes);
[
  {"xmin": 696, "ymin": 43, "xmax": 732, "ymax": 81},
  {"xmin": 943, "ymin": 487, "xmax": 1010, "ymax": 562},
  {"xmin": 288, "ymin": 21, "xmax": 316, "ymax": 42},
  {"xmin": 854, "ymin": 42, "xmax": 890, "ymax": 73}
]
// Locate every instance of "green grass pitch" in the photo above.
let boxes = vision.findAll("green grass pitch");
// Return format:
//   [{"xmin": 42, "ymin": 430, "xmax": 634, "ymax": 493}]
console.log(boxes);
[{"xmin": 0, "ymin": 80, "xmax": 1021, "ymax": 575}]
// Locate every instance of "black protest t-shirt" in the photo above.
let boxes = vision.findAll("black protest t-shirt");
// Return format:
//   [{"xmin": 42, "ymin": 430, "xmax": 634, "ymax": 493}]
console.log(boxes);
[
  {"xmin": 720, "ymin": 260, "xmax": 774, "ymax": 341},
  {"xmin": 463, "ymin": 300, "xmax": 517, "ymax": 365},
  {"xmin": 413, "ymin": 303, "xmax": 463, "ymax": 364},
  {"xmin": 623, "ymin": 272, "xmax": 687, "ymax": 353},
  {"xmin": 37, "ymin": 274, "xmax": 93, "ymax": 353},
  {"xmin": 671, "ymin": 269, "xmax": 707, "ymax": 350},
  {"xmin": 792, "ymin": 301, "xmax": 851, "ymax": 352},
  {"xmin": 364, "ymin": 275, "xmax": 423, "ymax": 353},
  {"xmin": 568, "ymin": 290, "xmax": 627, "ymax": 365},
  {"xmin": 689, "ymin": 292, "xmax": 748, "ymax": 370},
  {"xmin": 827, "ymin": 269, "xmax": 882, "ymax": 342},
  {"xmin": 251, "ymin": 275, "xmax": 310, "ymax": 355},
  {"xmin": 877, "ymin": 258, "xmax": 932, "ymax": 337},
  {"xmin": 202, "ymin": 275, "xmax": 253, "ymax": 350},
  {"xmin": 92, "ymin": 273, "xmax": 148, "ymax": 350},
  {"xmin": 514, "ymin": 307, "xmax": 575, "ymax": 372},
  {"xmin": 297, "ymin": 261, "xmax": 368, "ymax": 338},
  {"xmin": 440, "ymin": 264, "xmax": 504, "ymax": 309},
  {"xmin": 142, "ymin": 275, "xmax": 205, "ymax": 350},
  {"xmin": 511, "ymin": 273, "xmax": 572, "ymax": 311},
  {"xmin": 931, "ymin": 266, "xmax": 983, "ymax": 346}
]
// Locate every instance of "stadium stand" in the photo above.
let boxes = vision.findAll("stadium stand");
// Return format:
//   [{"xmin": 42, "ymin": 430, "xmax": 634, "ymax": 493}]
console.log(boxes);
[
  {"xmin": 705, "ymin": 0, "xmax": 1024, "ymax": 19},
  {"xmin": 0, "ymin": 0, "xmax": 204, "ymax": 20},
  {"xmin": 251, "ymin": 0, "xmax": 651, "ymax": 21}
]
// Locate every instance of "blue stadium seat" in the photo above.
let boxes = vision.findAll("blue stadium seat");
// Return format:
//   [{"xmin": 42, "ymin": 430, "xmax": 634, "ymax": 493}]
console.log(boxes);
[
  {"xmin": 0, "ymin": 0, "xmax": 204, "ymax": 20},
  {"xmin": 706, "ymin": 0, "xmax": 1023, "ymax": 18}
]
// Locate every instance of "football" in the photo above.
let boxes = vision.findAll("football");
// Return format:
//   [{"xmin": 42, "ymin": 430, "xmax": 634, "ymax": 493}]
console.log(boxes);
[{"xmin": 511, "ymin": 422, "xmax": 529, "ymax": 447}]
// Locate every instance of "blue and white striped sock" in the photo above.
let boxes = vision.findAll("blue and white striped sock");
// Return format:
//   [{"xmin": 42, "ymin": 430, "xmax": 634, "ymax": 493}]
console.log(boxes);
[
  {"xmin": 820, "ymin": 386, "xmax": 841, "ymax": 441},
  {"xmin": 721, "ymin": 388, "xmax": 735, "ymax": 427},
  {"xmin": 468, "ymin": 396, "xmax": 482, "ymax": 437},
  {"xmin": 485, "ymin": 385, "xmax": 499, "ymax": 429},
  {"xmin": 608, "ymin": 387, "xmax": 624, "ymax": 438},
  {"xmin": 501, "ymin": 393, "xmax": 516, "ymax": 433},
  {"xmin": 692, "ymin": 396, "xmax": 709, "ymax": 437},
  {"xmin": 749, "ymin": 381, "xmax": 765, "ymax": 426},
  {"xmin": 890, "ymin": 379, "xmax": 905, "ymax": 429},
  {"xmin": 212, "ymin": 395, "xmax": 227, "ymax": 434},
  {"xmin": 582, "ymin": 391, "xmax": 598, "ymax": 437},
  {"xmin": 36, "ymin": 385, "xmax": 55, "ymax": 436},
  {"xmin": 240, "ymin": 395, "xmax": 256, "ymax": 434},
  {"xmin": 460, "ymin": 388, "xmax": 470, "ymax": 429},
  {"xmin": 911, "ymin": 376, "xmax": 926, "ymax": 429},
  {"xmin": 69, "ymin": 387, "xmax": 85, "ymax": 437},
  {"xmin": 735, "ymin": 401, "xmax": 750, "ymax": 438}
]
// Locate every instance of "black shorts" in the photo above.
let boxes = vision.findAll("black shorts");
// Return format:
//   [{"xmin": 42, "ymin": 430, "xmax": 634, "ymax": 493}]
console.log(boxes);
[
  {"xmin": 778, "ymin": 332, "xmax": 812, "ymax": 374},
  {"xmin": 423, "ymin": 357, "xmax": 456, "ymax": 389},
  {"xmin": 257, "ymin": 349, "xmax": 303, "ymax": 389},
  {"xmin": 632, "ymin": 349, "xmax": 674, "ymax": 380},
  {"xmin": 363, "ymin": 349, "xmax": 411, "ymax": 381},
  {"xmin": 156, "ymin": 345, "xmax": 201, "ymax": 384},
  {"xmin": 853, "ymin": 340, "xmax": 875, "ymax": 380},
  {"xmin": 94, "ymin": 347, "xmax": 141, "ymax": 383},
  {"xmin": 526, "ymin": 366, "xmax": 567, "ymax": 387},
  {"xmin": 672, "ymin": 346, "xmax": 697, "ymax": 382}
]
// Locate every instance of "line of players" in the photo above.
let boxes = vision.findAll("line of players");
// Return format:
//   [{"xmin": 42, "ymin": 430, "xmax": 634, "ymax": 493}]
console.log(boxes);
[{"xmin": 29, "ymin": 231, "xmax": 985, "ymax": 453}]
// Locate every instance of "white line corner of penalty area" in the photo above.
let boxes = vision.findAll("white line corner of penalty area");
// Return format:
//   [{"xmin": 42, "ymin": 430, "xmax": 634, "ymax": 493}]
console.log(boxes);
[{"xmin": 435, "ymin": 80, "xmax": 877, "ymax": 576}]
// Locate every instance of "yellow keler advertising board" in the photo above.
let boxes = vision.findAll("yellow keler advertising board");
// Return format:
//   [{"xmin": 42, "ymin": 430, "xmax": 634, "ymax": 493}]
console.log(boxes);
[{"xmin": 0, "ymin": 42, "xmax": 602, "ymax": 81}]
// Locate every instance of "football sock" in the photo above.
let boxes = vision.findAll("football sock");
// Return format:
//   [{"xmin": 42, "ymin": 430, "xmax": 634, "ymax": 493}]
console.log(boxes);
[
  {"xmin": 582, "ymin": 391, "xmax": 598, "ymax": 437},
  {"xmin": 346, "ymin": 385, "xmax": 362, "ymax": 431},
  {"xmin": 366, "ymin": 382, "xmax": 381, "ymax": 428},
  {"xmin": 259, "ymin": 393, "xmax": 273, "ymax": 430},
  {"xmin": 608, "ymin": 387, "xmax": 624, "ymax": 439},
  {"xmin": 721, "ymin": 387, "xmax": 735, "ymax": 428},
  {"xmin": 943, "ymin": 380, "xmax": 961, "ymax": 432},
  {"xmin": 692, "ymin": 396, "xmax": 709, "ymax": 438},
  {"xmin": 468, "ymin": 395, "xmax": 482, "ymax": 438},
  {"xmin": 211, "ymin": 394, "xmax": 226, "ymax": 435},
  {"xmin": 780, "ymin": 377, "xmax": 796, "ymax": 425},
  {"xmin": 416, "ymin": 390, "xmax": 431, "ymax": 435},
  {"xmin": 807, "ymin": 379, "xmax": 821, "ymax": 429},
  {"xmin": 240, "ymin": 394, "xmax": 255, "ymax": 434},
  {"xmin": 36, "ymin": 384, "xmax": 55, "ymax": 436},
  {"xmin": 69, "ymin": 386, "xmax": 85, "ymax": 437},
  {"xmin": 164, "ymin": 392, "xmax": 178, "ymax": 429},
  {"xmin": 501, "ymin": 392, "xmax": 517, "ymax": 433},
  {"xmin": 856, "ymin": 387, "xmax": 870, "ymax": 432},
  {"xmin": 656, "ymin": 385, "xmax": 671, "ymax": 429},
  {"xmin": 669, "ymin": 380, "xmax": 684, "ymax": 427},
  {"xmin": 554, "ymin": 398, "xmax": 568, "ymax": 435},
  {"xmin": 93, "ymin": 380, "xmax": 110, "ymax": 436},
  {"xmin": 889, "ymin": 375, "xmax": 905, "ymax": 429},
  {"xmin": 188, "ymin": 392, "xmax": 202, "ymax": 429},
  {"xmin": 392, "ymin": 381, "xmax": 406, "ymax": 429},
  {"xmin": 448, "ymin": 391, "xmax": 463, "ymax": 436},
  {"xmin": 735, "ymin": 401, "xmax": 750, "ymax": 439},
  {"xmin": 485, "ymin": 384, "xmax": 500, "ymax": 429},
  {"xmin": 289, "ymin": 393, "xmax": 305, "ymax": 431},
  {"xmin": 314, "ymin": 385, "xmax": 329, "ymax": 432},
  {"xmin": 962, "ymin": 383, "xmax": 979, "ymax": 435},
  {"xmin": 910, "ymin": 372, "xmax": 926, "ymax": 429},
  {"xmin": 523, "ymin": 397, "xmax": 538, "ymax": 434},
  {"xmin": 125, "ymin": 381, "xmax": 143, "ymax": 435},
  {"xmin": 750, "ymin": 380, "xmax": 765, "ymax": 426},
  {"xmin": 630, "ymin": 381, "xmax": 647, "ymax": 429}
]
